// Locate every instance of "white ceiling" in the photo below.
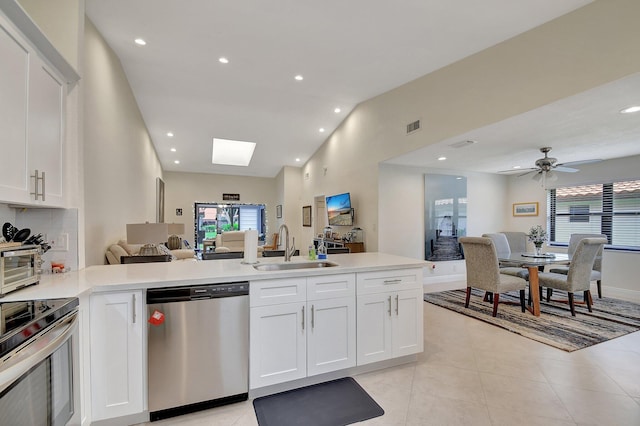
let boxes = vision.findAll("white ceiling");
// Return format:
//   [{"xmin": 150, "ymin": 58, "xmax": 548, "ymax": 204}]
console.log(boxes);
[
  {"xmin": 385, "ymin": 72, "xmax": 640, "ymax": 174},
  {"xmin": 85, "ymin": 0, "xmax": 597, "ymax": 178}
]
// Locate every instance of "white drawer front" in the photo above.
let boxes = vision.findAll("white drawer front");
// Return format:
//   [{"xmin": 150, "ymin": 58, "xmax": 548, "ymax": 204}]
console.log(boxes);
[
  {"xmin": 356, "ymin": 268, "xmax": 422, "ymax": 295},
  {"xmin": 250, "ymin": 278, "xmax": 307, "ymax": 306},
  {"xmin": 307, "ymin": 273, "xmax": 355, "ymax": 301}
]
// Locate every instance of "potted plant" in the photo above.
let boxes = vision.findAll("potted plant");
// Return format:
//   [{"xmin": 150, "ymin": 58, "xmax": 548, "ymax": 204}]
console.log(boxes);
[{"xmin": 527, "ymin": 225, "xmax": 547, "ymax": 255}]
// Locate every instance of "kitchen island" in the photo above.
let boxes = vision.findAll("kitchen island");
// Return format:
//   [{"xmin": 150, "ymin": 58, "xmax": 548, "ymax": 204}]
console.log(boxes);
[{"xmin": 5, "ymin": 252, "xmax": 427, "ymax": 425}]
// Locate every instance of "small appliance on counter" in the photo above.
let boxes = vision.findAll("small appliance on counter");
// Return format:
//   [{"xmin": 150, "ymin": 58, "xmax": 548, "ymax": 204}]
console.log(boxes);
[{"xmin": 0, "ymin": 245, "xmax": 41, "ymax": 298}]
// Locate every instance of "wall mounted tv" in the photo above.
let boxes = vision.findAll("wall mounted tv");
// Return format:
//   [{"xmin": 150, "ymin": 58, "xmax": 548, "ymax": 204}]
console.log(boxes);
[{"xmin": 326, "ymin": 192, "xmax": 353, "ymax": 226}]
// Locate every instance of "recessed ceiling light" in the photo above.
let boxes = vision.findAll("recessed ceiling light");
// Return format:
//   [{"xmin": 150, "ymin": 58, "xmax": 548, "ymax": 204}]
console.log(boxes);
[
  {"xmin": 294, "ymin": 75, "xmax": 304, "ymax": 81},
  {"xmin": 212, "ymin": 138, "xmax": 256, "ymax": 166},
  {"xmin": 170, "ymin": 148, "xmax": 177, "ymax": 152},
  {"xmin": 334, "ymin": 107, "xmax": 341, "ymax": 113},
  {"xmin": 513, "ymin": 165, "xmax": 521, "ymax": 169},
  {"xmin": 167, "ymin": 132, "xmax": 174, "ymax": 137},
  {"xmin": 438, "ymin": 156, "xmax": 447, "ymax": 161},
  {"xmin": 620, "ymin": 105, "xmax": 640, "ymax": 114},
  {"xmin": 319, "ymin": 128, "xmax": 325, "ymax": 133},
  {"xmin": 174, "ymin": 160, "xmax": 180, "ymax": 164},
  {"xmin": 219, "ymin": 57, "xmax": 229, "ymax": 64},
  {"xmin": 134, "ymin": 38, "xmax": 146, "ymax": 46},
  {"xmin": 295, "ymin": 158, "xmax": 301, "ymax": 162}
]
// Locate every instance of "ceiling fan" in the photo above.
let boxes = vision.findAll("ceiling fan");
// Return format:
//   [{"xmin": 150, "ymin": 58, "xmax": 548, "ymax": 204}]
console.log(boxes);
[{"xmin": 499, "ymin": 147, "xmax": 602, "ymax": 184}]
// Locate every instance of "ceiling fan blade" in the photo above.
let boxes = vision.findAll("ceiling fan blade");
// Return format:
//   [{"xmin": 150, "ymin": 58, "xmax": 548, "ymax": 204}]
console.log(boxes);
[
  {"xmin": 517, "ymin": 169, "xmax": 538, "ymax": 178},
  {"xmin": 497, "ymin": 167, "xmax": 536, "ymax": 175},
  {"xmin": 554, "ymin": 166, "xmax": 579, "ymax": 173},
  {"xmin": 557, "ymin": 158, "xmax": 603, "ymax": 167}
]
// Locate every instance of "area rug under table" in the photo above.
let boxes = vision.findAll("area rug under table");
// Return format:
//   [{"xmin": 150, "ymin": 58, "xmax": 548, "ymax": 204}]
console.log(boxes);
[
  {"xmin": 424, "ymin": 289, "xmax": 640, "ymax": 352},
  {"xmin": 253, "ymin": 377, "xmax": 384, "ymax": 426}
]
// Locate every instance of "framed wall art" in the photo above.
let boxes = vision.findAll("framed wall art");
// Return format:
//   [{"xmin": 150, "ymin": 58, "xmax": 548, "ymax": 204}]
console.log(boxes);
[
  {"xmin": 302, "ymin": 205, "xmax": 312, "ymax": 227},
  {"xmin": 513, "ymin": 202, "xmax": 539, "ymax": 217}
]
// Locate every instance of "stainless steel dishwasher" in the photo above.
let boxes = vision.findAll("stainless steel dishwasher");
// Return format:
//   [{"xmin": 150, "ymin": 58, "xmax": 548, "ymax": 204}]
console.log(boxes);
[{"xmin": 147, "ymin": 282, "xmax": 249, "ymax": 422}]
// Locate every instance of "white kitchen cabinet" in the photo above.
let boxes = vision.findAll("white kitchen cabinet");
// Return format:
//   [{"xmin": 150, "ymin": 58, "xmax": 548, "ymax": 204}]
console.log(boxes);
[
  {"xmin": 90, "ymin": 291, "xmax": 145, "ymax": 421},
  {"xmin": 250, "ymin": 274, "xmax": 356, "ymax": 388},
  {"xmin": 250, "ymin": 301, "xmax": 307, "ymax": 388},
  {"xmin": 356, "ymin": 269, "xmax": 423, "ymax": 365},
  {"xmin": 306, "ymin": 295, "xmax": 356, "ymax": 376},
  {"xmin": 0, "ymin": 13, "xmax": 65, "ymax": 207}
]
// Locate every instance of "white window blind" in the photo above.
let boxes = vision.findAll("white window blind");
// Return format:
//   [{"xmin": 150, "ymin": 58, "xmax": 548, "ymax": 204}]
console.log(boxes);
[{"xmin": 548, "ymin": 179, "xmax": 640, "ymax": 250}]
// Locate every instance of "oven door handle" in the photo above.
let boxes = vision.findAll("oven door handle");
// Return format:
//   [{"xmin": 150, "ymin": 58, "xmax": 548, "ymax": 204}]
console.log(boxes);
[{"xmin": 0, "ymin": 311, "xmax": 78, "ymax": 394}]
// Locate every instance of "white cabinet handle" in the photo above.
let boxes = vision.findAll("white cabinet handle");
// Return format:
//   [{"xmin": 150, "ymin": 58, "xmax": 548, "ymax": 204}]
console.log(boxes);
[{"xmin": 384, "ymin": 279, "xmax": 401, "ymax": 285}]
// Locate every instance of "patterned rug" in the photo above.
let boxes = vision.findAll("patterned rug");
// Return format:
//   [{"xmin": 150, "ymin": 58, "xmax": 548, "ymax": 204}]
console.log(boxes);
[{"xmin": 424, "ymin": 289, "xmax": 640, "ymax": 351}]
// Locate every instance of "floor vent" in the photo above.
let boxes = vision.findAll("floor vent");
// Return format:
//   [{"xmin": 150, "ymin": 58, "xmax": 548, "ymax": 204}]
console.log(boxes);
[{"xmin": 406, "ymin": 120, "xmax": 421, "ymax": 134}]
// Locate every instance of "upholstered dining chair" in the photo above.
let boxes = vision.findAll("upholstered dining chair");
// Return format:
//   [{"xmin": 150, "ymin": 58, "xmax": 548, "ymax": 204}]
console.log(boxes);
[
  {"xmin": 538, "ymin": 237, "xmax": 607, "ymax": 316},
  {"xmin": 501, "ymin": 231, "xmax": 529, "ymax": 253},
  {"xmin": 548, "ymin": 233, "xmax": 606, "ymax": 298},
  {"xmin": 262, "ymin": 233, "xmax": 279, "ymax": 250},
  {"xmin": 459, "ymin": 237, "xmax": 528, "ymax": 317},
  {"xmin": 482, "ymin": 233, "xmax": 529, "ymax": 280}
]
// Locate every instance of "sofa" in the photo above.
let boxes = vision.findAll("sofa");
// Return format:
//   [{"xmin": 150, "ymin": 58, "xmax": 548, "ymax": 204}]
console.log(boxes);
[
  {"xmin": 105, "ymin": 240, "xmax": 196, "ymax": 264},
  {"xmin": 214, "ymin": 231, "xmax": 264, "ymax": 254}
]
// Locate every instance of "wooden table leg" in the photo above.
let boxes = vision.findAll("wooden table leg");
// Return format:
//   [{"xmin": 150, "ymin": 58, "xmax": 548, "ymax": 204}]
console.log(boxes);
[{"xmin": 527, "ymin": 266, "xmax": 541, "ymax": 316}]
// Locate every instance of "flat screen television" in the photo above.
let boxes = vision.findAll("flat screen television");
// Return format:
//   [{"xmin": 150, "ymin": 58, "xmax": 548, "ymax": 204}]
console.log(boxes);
[{"xmin": 326, "ymin": 192, "xmax": 353, "ymax": 226}]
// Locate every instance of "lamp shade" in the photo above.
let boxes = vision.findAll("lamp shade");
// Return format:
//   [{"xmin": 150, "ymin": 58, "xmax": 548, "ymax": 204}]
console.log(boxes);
[
  {"xmin": 126, "ymin": 223, "xmax": 169, "ymax": 244},
  {"xmin": 168, "ymin": 223, "xmax": 185, "ymax": 235}
]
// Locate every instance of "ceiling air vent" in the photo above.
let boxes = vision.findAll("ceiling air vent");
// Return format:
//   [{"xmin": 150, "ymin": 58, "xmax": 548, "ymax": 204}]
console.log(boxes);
[
  {"xmin": 449, "ymin": 140, "xmax": 477, "ymax": 149},
  {"xmin": 406, "ymin": 120, "xmax": 421, "ymax": 134}
]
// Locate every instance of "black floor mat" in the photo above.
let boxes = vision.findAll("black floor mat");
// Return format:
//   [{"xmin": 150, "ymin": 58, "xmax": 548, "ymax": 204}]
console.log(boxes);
[{"xmin": 253, "ymin": 377, "xmax": 384, "ymax": 426}]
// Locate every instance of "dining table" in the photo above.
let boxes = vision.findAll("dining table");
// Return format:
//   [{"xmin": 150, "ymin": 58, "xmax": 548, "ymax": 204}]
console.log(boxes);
[{"xmin": 497, "ymin": 252, "xmax": 570, "ymax": 316}]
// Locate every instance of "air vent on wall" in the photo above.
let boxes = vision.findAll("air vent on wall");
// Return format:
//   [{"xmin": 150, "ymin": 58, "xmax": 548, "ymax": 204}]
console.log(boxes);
[
  {"xmin": 449, "ymin": 140, "xmax": 477, "ymax": 149},
  {"xmin": 406, "ymin": 120, "xmax": 421, "ymax": 134}
]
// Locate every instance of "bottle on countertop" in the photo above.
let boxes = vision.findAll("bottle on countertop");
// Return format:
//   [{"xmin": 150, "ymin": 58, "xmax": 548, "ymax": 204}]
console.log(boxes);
[
  {"xmin": 317, "ymin": 240, "xmax": 327, "ymax": 260},
  {"xmin": 308, "ymin": 245, "xmax": 316, "ymax": 260}
]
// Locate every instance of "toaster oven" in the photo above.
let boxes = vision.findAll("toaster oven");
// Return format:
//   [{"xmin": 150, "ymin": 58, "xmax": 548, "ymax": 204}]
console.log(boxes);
[{"xmin": 0, "ymin": 245, "xmax": 40, "ymax": 298}]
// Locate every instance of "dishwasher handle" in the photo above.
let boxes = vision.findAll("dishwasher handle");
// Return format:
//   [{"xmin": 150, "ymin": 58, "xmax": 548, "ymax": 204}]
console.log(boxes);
[{"xmin": 147, "ymin": 282, "xmax": 249, "ymax": 304}]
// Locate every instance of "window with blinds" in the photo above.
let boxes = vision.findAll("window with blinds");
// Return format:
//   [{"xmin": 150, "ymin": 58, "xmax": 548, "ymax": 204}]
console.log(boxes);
[{"xmin": 548, "ymin": 179, "xmax": 640, "ymax": 250}]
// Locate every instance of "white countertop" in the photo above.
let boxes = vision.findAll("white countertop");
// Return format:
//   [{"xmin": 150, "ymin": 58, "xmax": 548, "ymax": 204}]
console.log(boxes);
[{"xmin": 3, "ymin": 252, "xmax": 427, "ymax": 301}]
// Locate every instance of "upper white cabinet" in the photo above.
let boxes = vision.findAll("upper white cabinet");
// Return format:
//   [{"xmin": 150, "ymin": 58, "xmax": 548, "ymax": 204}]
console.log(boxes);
[{"xmin": 0, "ymin": 11, "xmax": 66, "ymax": 207}]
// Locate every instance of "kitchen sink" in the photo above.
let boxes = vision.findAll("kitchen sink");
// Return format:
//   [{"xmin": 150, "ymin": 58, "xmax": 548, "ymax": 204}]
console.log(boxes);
[{"xmin": 253, "ymin": 261, "xmax": 338, "ymax": 271}]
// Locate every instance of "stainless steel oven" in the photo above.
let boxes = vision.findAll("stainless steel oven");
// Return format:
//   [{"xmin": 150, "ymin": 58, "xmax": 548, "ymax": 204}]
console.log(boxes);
[
  {"xmin": 0, "ymin": 298, "xmax": 79, "ymax": 426},
  {"xmin": 0, "ymin": 245, "xmax": 41, "ymax": 298}
]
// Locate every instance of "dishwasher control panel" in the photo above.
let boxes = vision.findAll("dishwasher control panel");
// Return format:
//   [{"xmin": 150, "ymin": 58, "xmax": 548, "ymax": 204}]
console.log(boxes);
[{"xmin": 147, "ymin": 281, "xmax": 249, "ymax": 304}]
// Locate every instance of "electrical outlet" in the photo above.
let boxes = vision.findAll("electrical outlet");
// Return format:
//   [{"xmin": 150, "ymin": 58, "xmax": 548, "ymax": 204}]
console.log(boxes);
[{"xmin": 51, "ymin": 233, "xmax": 69, "ymax": 252}]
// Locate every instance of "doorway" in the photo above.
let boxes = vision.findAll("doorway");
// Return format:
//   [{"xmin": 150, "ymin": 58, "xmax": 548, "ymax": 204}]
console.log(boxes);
[{"xmin": 194, "ymin": 202, "xmax": 266, "ymax": 250}]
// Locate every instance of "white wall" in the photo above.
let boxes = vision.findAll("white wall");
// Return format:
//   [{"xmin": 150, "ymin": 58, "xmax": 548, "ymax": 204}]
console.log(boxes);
[
  {"xmin": 83, "ymin": 18, "xmax": 163, "ymax": 265},
  {"xmin": 378, "ymin": 164, "xmax": 508, "ymax": 259},
  {"xmin": 163, "ymin": 171, "xmax": 278, "ymax": 246}
]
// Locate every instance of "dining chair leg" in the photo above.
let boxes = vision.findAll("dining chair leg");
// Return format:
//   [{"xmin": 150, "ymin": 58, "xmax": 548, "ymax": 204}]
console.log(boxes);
[
  {"xmin": 568, "ymin": 292, "xmax": 576, "ymax": 316},
  {"xmin": 465, "ymin": 287, "xmax": 472, "ymax": 308},
  {"xmin": 519, "ymin": 289, "xmax": 526, "ymax": 313},
  {"xmin": 584, "ymin": 290, "xmax": 593, "ymax": 312},
  {"xmin": 597, "ymin": 280, "xmax": 602, "ymax": 298},
  {"xmin": 547, "ymin": 288, "xmax": 553, "ymax": 302},
  {"xmin": 492, "ymin": 293, "xmax": 500, "ymax": 317}
]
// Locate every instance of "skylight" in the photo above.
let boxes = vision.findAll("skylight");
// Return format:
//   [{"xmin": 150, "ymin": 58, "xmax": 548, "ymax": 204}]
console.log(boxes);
[{"xmin": 212, "ymin": 138, "xmax": 256, "ymax": 166}]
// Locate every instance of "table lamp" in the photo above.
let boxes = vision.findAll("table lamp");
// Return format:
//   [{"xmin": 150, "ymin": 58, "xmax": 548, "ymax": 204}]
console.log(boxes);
[{"xmin": 126, "ymin": 222, "xmax": 169, "ymax": 255}]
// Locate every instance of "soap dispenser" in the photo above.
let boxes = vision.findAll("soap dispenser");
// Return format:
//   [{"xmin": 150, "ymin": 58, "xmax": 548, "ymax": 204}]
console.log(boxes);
[{"xmin": 317, "ymin": 240, "xmax": 327, "ymax": 260}]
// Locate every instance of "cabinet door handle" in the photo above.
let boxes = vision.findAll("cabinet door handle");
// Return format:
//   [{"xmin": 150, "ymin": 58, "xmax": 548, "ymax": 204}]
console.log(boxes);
[
  {"xmin": 388, "ymin": 295, "xmax": 392, "ymax": 317},
  {"xmin": 311, "ymin": 305, "xmax": 315, "ymax": 329},
  {"xmin": 41, "ymin": 171, "xmax": 46, "ymax": 201},
  {"xmin": 132, "ymin": 293, "xmax": 136, "ymax": 324},
  {"xmin": 395, "ymin": 294, "xmax": 399, "ymax": 315},
  {"xmin": 384, "ymin": 279, "xmax": 401, "ymax": 285},
  {"xmin": 31, "ymin": 170, "xmax": 45, "ymax": 201},
  {"xmin": 302, "ymin": 305, "xmax": 305, "ymax": 330}
]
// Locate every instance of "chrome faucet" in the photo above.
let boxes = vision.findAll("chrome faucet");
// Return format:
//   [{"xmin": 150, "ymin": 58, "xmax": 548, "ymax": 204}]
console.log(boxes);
[{"xmin": 278, "ymin": 224, "xmax": 295, "ymax": 261}]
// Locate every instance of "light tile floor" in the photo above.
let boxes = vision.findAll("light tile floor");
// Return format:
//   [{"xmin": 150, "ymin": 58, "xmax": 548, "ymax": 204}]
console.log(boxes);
[{"xmin": 139, "ymin": 301, "xmax": 640, "ymax": 426}]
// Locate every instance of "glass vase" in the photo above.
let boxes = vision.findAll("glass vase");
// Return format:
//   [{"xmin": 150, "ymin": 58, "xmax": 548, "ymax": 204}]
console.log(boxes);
[{"xmin": 534, "ymin": 244, "xmax": 543, "ymax": 256}]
